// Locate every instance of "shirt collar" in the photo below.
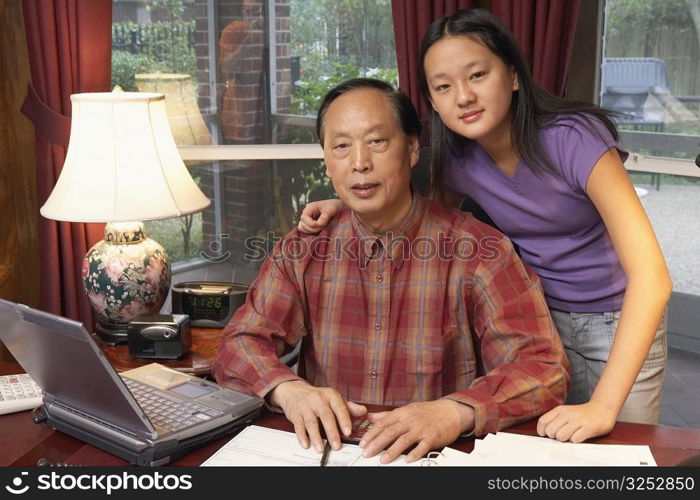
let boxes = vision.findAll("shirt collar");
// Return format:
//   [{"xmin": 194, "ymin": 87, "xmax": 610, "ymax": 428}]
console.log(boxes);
[{"xmin": 350, "ymin": 189, "xmax": 425, "ymax": 270}]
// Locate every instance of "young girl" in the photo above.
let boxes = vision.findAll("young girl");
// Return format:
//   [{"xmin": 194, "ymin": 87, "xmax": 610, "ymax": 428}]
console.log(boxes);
[{"xmin": 297, "ymin": 8, "xmax": 671, "ymax": 443}]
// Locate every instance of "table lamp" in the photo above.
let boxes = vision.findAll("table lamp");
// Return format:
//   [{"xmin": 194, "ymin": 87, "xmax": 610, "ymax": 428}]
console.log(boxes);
[{"xmin": 40, "ymin": 89, "xmax": 211, "ymax": 344}]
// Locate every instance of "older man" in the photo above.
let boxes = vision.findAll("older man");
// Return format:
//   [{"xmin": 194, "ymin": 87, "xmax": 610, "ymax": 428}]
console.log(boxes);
[{"xmin": 213, "ymin": 78, "xmax": 568, "ymax": 464}]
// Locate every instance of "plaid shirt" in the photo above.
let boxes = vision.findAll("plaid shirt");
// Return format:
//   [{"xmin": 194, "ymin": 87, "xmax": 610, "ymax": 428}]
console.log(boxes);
[{"xmin": 213, "ymin": 195, "xmax": 569, "ymax": 435}]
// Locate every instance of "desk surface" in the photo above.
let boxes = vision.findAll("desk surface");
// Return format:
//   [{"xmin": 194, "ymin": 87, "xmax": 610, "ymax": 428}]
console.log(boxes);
[
  {"xmin": 2, "ymin": 361, "xmax": 699, "ymax": 467},
  {"xmin": 94, "ymin": 327, "xmax": 223, "ymax": 376}
]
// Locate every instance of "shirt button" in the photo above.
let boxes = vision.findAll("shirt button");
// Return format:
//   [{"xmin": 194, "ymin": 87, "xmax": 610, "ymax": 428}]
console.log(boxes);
[
  {"xmin": 376, "ymin": 274, "xmax": 383, "ymax": 283},
  {"xmin": 370, "ymin": 371, "xmax": 377, "ymax": 379},
  {"xmin": 375, "ymin": 322, "xmax": 381, "ymax": 330}
]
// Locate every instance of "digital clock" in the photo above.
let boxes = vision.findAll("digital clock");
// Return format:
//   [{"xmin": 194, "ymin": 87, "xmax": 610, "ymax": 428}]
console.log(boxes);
[{"xmin": 171, "ymin": 281, "xmax": 248, "ymax": 328}]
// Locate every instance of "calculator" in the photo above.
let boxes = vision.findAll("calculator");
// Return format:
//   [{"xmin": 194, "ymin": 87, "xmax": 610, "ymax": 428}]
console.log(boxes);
[
  {"xmin": 0, "ymin": 373, "xmax": 43, "ymax": 415},
  {"xmin": 342, "ymin": 416, "xmax": 374, "ymax": 444}
]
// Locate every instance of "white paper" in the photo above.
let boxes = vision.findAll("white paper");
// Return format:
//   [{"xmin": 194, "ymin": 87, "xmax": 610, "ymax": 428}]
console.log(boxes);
[
  {"xmin": 201, "ymin": 425, "xmax": 415, "ymax": 467},
  {"xmin": 350, "ymin": 453, "xmax": 423, "ymax": 467},
  {"xmin": 429, "ymin": 432, "xmax": 657, "ymax": 467},
  {"xmin": 492, "ymin": 432, "xmax": 656, "ymax": 466}
]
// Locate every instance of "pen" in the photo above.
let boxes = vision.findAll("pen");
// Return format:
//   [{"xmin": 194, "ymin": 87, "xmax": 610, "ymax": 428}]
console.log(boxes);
[{"xmin": 319, "ymin": 440, "xmax": 331, "ymax": 467}]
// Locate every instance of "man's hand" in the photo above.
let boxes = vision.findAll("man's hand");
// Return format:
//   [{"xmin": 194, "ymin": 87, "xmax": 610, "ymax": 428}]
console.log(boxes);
[
  {"xmin": 298, "ymin": 199, "xmax": 344, "ymax": 234},
  {"xmin": 536, "ymin": 400, "xmax": 617, "ymax": 443},
  {"xmin": 359, "ymin": 399, "xmax": 474, "ymax": 464},
  {"xmin": 270, "ymin": 380, "xmax": 367, "ymax": 452}
]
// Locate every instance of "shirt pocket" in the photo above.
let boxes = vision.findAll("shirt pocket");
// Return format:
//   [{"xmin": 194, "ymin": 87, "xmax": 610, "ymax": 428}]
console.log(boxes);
[
  {"xmin": 398, "ymin": 336, "xmax": 445, "ymax": 375},
  {"xmin": 396, "ymin": 322, "xmax": 463, "ymax": 377}
]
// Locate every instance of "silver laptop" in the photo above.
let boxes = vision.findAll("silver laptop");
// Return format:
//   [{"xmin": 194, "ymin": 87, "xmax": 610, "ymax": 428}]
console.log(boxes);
[{"xmin": 0, "ymin": 299, "xmax": 263, "ymax": 466}]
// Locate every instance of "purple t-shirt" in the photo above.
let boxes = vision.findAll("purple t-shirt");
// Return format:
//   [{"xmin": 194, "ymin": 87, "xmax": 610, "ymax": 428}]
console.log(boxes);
[{"xmin": 445, "ymin": 115, "xmax": 629, "ymax": 312}]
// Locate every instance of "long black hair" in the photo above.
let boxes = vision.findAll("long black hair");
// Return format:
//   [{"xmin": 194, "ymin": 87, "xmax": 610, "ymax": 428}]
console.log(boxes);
[{"xmin": 418, "ymin": 9, "xmax": 620, "ymax": 201}]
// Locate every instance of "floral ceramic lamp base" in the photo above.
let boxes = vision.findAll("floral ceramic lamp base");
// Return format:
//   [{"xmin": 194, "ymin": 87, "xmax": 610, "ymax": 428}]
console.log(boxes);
[{"xmin": 83, "ymin": 222, "xmax": 171, "ymax": 345}]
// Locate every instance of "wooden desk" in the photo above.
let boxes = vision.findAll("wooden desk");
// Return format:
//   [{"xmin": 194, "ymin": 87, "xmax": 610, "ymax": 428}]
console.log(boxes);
[
  {"xmin": 2, "ymin": 362, "xmax": 699, "ymax": 467},
  {"xmin": 94, "ymin": 327, "xmax": 223, "ymax": 376}
]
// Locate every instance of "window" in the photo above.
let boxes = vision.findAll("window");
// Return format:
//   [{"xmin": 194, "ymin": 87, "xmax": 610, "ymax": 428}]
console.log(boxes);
[
  {"xmin": 601, "ymin": 0, "xmax": 700, "ymax": 345},
  {"xmin": 111, "ymin": 0, "xmax": 398, "ymax": 293}
]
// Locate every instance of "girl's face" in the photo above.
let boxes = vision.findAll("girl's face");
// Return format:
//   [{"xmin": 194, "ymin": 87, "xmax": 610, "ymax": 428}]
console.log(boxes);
[{"xmin": 424, "ymin": 35, "xmax": 518, "ymax": 146}]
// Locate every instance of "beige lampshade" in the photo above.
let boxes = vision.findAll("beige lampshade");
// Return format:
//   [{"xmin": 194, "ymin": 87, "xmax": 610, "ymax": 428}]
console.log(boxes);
[
  {"xmin": 40, "ymin": 91, "xmax": 211, "ymax": 223},
  {"xmin": 135, "ymin": 73, "xmax": 213, "ymax": 146}
]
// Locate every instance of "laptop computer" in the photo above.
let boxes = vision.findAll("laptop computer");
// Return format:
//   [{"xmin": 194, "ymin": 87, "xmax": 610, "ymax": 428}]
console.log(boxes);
[{"xmin": 0, "ymin": 299, "xmax": 263, "ymax": 466}]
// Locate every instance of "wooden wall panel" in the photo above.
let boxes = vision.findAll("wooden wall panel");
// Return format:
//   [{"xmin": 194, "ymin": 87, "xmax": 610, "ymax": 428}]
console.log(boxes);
[
  {"xmin": 0, "ymin": 1, "xmax": 40, "ymax": 362},
  {"xmin": 565, "ymin": 0, "xmax": 602, "ymax": 104}
]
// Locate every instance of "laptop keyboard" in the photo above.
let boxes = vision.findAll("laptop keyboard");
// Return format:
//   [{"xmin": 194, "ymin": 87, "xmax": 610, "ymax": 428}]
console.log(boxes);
[{"xmin": 121, "ymin": 377, "xmax": 222, "ymax": 434}]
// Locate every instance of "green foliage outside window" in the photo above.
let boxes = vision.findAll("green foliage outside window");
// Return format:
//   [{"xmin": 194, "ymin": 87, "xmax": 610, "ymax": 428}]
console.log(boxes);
[
  {"xmin": 111, "ymin": 50, "xmax": 158, "ymax": 92},
  {"xmin": 291, "ymin": 55, "xmax": 398, "ymax": 117},
  {"xmin": 290, "ymin": 0, "xmax": 398, "ymax": 117},
  {"xmin": 111, "ymin": 20, "xmax": 196, "ymax": 91},
  {"xmin": 606, "ymin": 0, "xmax": 693, "ymax": 38}
]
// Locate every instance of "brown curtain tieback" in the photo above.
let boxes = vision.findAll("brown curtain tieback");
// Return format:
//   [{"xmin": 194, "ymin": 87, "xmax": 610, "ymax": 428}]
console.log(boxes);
[{"xmin": 20, "ymin": 84, "xmax": 71, "ymax": 147}]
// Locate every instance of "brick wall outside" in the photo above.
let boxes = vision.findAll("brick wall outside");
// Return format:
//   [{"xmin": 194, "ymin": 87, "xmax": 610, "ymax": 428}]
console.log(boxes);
[{"xmin": 194, "ymin": 0, "xmax": 292, "ymax": 267}]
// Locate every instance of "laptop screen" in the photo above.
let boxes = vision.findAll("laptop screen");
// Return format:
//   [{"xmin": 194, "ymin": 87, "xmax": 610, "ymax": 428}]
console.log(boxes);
[{"xmin": 0, "ymin": 299, "xmax": 155, "ymax": 439}]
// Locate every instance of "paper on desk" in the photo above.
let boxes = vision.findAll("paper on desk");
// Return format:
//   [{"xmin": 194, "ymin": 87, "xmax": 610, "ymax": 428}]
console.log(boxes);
[
  {"xmin": 201, "ymin": 426, "xmax": 356, "ymax": 466},
  {"xmin": 431, "ymin": 432, "xmax": 656, "ymax": 466},
  {"xmin": 488, "ymin": 433, "xmax": 655, "ymax": 466},
  {"xmin": 350, "ymin": 453, "xmax": 423, "ymax": 467},
  {"xmin": 428, "ymin": 446, "xmax": 480, "ymax": 466},
  {"xmin": 201, "ymin": 425, "xmax": 416, "ymax": 466}
]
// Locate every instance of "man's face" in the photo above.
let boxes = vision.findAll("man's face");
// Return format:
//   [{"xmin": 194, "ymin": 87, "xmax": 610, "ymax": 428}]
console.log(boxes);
[{"xmin": 322, "ymin": 88, "xmax": 419, "ymax": 232}]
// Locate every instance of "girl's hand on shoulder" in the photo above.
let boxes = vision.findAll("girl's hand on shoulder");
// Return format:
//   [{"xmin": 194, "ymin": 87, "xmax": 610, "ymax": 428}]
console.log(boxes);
[
  {"xmin": 298, "ymin": 199, "xmax": 344, "ymax": 234},
  {"xmin": 536, "ymin": 400, "xmax": 617, "ymax": 443}
]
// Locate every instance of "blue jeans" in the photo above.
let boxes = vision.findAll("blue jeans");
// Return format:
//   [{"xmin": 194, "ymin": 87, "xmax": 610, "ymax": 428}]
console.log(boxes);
[{"xmin": 550, "ymin": 308, "xmax": 667, "ymax": 424}]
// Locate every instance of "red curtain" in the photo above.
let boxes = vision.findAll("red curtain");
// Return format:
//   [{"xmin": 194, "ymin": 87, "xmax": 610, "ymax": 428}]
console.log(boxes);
[
  {"xmin": 21, "ymin": 0, "xmax": 111, "ymax": 326},
  {"xmin": 391, "ymin": 0, "xmax": 474, "ymax": 140},
  {"xmin": 492, "ymin": 0, "xmax": 581, "ymax": 96}
]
